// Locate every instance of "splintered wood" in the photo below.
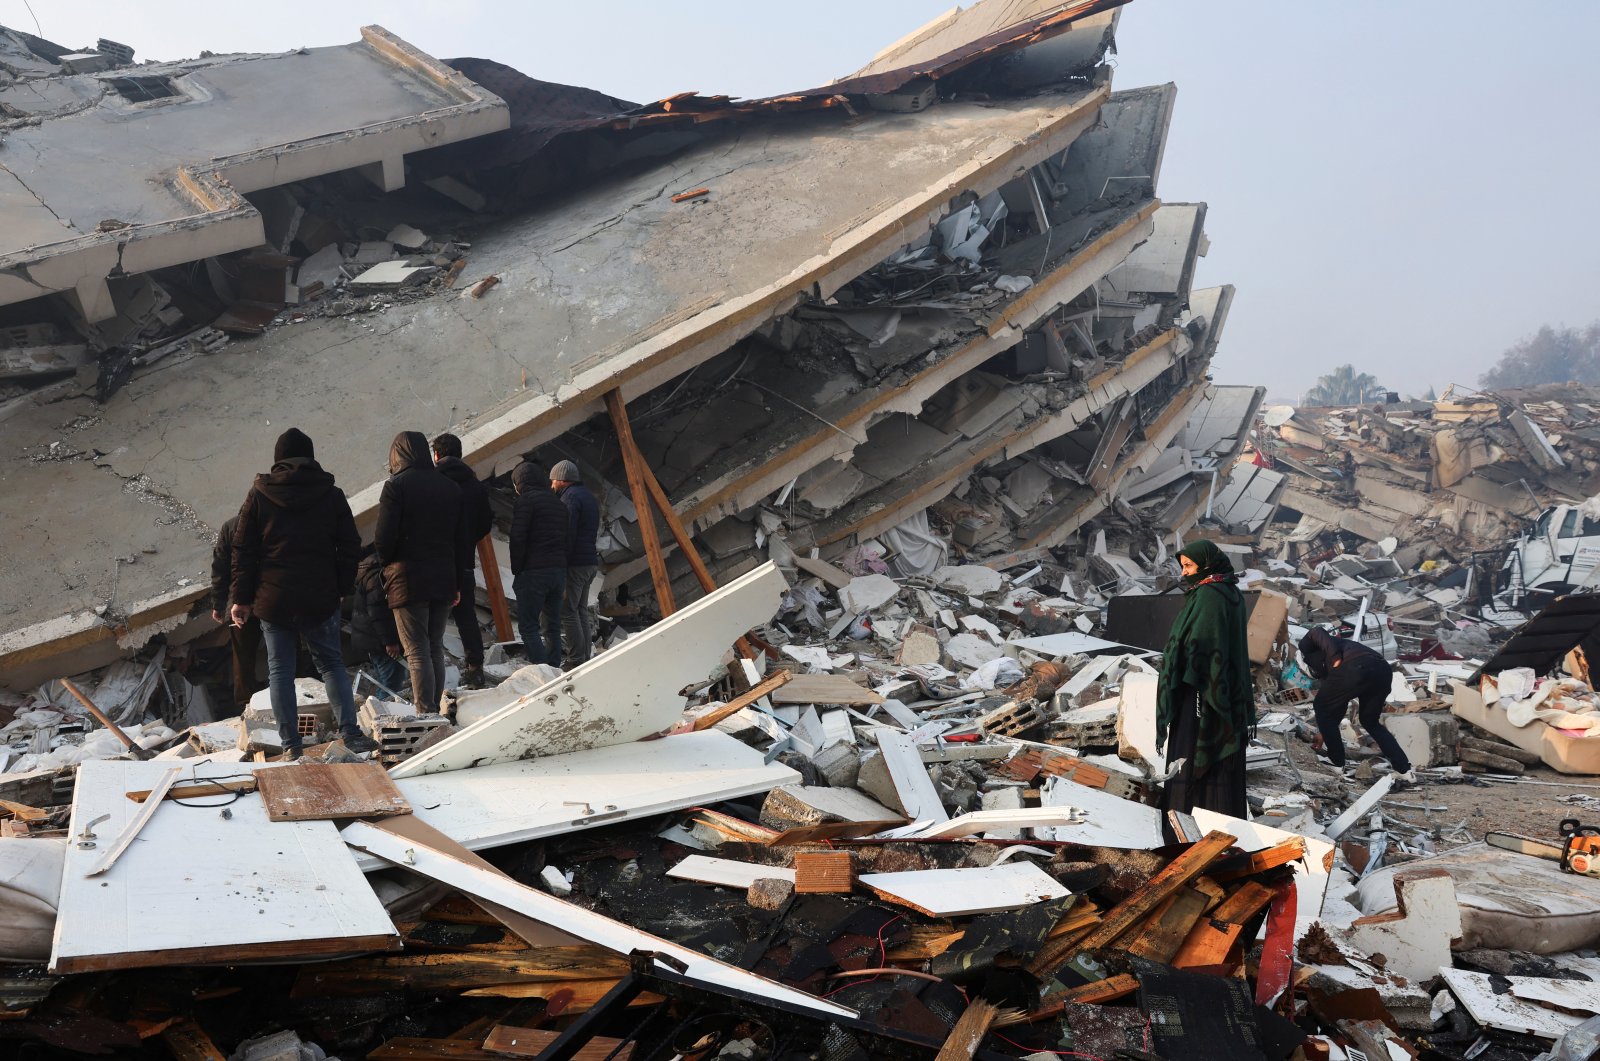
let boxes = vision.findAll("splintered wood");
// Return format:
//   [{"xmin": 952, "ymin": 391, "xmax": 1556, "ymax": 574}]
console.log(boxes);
[
  {"xmin": 794, "ymin": 851, "xmax": 854, "ymax": 894},
  {"xmin": 255, "ymin": 762, "xmax": 410, "ymax": 822}
]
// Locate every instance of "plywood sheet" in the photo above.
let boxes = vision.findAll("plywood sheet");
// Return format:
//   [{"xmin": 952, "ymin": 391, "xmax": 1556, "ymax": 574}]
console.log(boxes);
[
  {"xmin": 256, "ymin": 763, "xmax": 410, "ymax": 822},
  {"xmin": 342, "ymin": 820, "xmax": 855, "ymax": 1019},
  {"xmin": 52, "ymin": 760, "xmax": 398, "ymax": 973},
  {"xmin": 354, "ymin": 731, "xmax": 797, "ymax": 870},
  {"xmin": 393, "ymin": 564, "xmax": 787, "ymax": 777},
  {"xmin": 860, "ymin": 862, "xmax": 1069, "ymax": 917},
  {"xmin": 770, "ymin": 674, "xmax": 884, "ymax": 707}
]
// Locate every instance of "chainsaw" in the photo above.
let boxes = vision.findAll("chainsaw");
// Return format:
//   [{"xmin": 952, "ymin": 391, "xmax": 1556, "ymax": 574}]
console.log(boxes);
[{"xmin": 1485, "ymin": 820, "xmax": 1600, "ymax": 878}]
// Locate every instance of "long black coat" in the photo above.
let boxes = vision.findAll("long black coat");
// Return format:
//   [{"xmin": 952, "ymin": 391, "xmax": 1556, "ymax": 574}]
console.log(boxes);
[
  {"xmin": 350, "ymin": 550, "xmax": 400, "ymax": 657},
  {"xmin": 230, "ymin": 458, "xmax": 360, "ymax": 628},
  {"xmin": 374, "ymin": 432, "xmax": 465, "ymax": 609},
  {"xmin": 510, "ymin": 463, "xmax": 569, "ymax": 573},
  {"xmin": 557, "ymin": 481, "xmax": 601, "ymax": 567},
  {"xmin": 210, "ymin": 515, "xmax": 240, "ymax": 615},
  {"xmin": 436, "ymin": 455, "xmax": 493, "ymax": 573}
]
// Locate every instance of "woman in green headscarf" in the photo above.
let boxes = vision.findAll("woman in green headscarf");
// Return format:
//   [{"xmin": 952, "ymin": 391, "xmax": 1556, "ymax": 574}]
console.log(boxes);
[{"xmin": 1156, "ymin": 539, "xmax": 1254, "ymax": 821}]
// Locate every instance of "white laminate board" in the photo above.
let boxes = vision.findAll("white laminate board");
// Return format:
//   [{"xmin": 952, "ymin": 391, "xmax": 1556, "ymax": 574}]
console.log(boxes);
[
  {"xmin": 668, "ymin": 855, "xmax": 794, "ymax": 889},
  {"xmin": 1439, "ymin": 969, "xmax": 1585, "ymax": 1040},
  {"xmin": 52, "ymin": 760, "xmax": 396, "ymax": 973},
  {"xmin": 1117, "ymin": 673, "xmax": 1165, "ymax": 774},
  {"xmin": 359, "ymin": 731, "xmax": 798, "ymax": 870},
  {"xmin": 877, "ymin": 730, "xmax": 949, "ymax": 824},
  {"xmin": 1325, "ymin": 775, "xmax": 1394, "ymax": 840},
  {"xmin": 1039, "ymin": 775, "xmax": 1164, "ymax": 849},
  {"xmin": 912, "ymin": 808, "xmax": 1088, "ymax": 840},
  {"xmin": 1193, "ymin": 808, "xmax": 1333, "ymax": 945},
  {"xmin": 393, "ymin": 563, "xmax": 788, "ymax": 776},
  {"xmin": 342, "ymin": 820, "xmax": 855, "ymax": 1019},
  {"xmin": 860, "ymin": 862, "xmax": 1070, "ymax": 916},
  {"xmin": 1008, "ymin": 632, "xmax": 1137, "ymax": 658}
]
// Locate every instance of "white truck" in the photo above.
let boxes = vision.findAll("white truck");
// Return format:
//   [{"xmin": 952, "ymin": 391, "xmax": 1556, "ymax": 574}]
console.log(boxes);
[{"xmin": 1501, "ymin": 501, "xmax": 1600, "ymax": 609}]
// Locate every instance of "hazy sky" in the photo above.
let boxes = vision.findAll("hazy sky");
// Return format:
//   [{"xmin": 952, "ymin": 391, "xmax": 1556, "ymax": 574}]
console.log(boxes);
[{"xmin": 15, "ymin": 1, "xmax": 1600, "ymax": 403}]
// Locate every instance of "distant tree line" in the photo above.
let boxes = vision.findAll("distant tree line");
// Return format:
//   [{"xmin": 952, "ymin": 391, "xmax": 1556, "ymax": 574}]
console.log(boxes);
[
  {"xmin": 1480, "ymin": 322, "xmax": 1600, "ymax": 389},
  {"xmin": 1302, "ymin": 364, "xmax": 1384, "ymax": 407}
]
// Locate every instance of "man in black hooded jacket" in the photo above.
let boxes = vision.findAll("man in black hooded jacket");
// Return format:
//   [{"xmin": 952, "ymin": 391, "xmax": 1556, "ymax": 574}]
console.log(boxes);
[
  {"xmin": 509, "ymin": 462, "xmax": 568, "ymax": 665},
  {"xmin": 375, "ymin": 430, "xmax": 466, "ymax": 714},
  {"xmin": 230, "ymin": 428, "xmax": 375, "ymax": 756},
  {"xmin": 432, "ymin": 433, "xmax": 494, "ymax": 688}
]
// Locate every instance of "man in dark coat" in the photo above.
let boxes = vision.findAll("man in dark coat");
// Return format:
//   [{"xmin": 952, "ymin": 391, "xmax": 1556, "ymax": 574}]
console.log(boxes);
[
  {"xmin": 350, "ymin": 545, "xmax": 406, "ymax": 700},
  {"xmin": 230, "ymin": 428, "xmax": 375, "ymax": 756},
  {"xmin": 374, "ymin": 430, "xmax": 465, "ymax": 713},
  {"xmin": 550, "ymin": 459, "xmax": 600, "ymax": 669},
  {"xmin": 509, "ymin": 462, "xmax": 569, "ymax": 665},
  {"xmin": 210, "ymin": 514, "xmax": 260, "ymax": 715},
  {"xmin": 1300, "ymin": 627, "xmax": 1413, "ymax": 780},
  {"xmin": 432, "ymin": 433, "xmax": 494, "ymax": 688}
]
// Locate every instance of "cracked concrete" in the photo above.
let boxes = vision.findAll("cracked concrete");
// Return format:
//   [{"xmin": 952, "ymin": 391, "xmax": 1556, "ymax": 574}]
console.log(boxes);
[{"xmin": 0, "ymin": 86, "xmax": 1108, "ymax": 685}]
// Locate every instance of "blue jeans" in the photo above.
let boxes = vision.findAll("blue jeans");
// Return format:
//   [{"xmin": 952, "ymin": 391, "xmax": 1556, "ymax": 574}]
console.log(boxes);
[
  {"xmin": 513, "ymin": 567, "xmax": 565, "ymax": 666},
  {"xmin": 365, "ymin": 651, "xmax": 408, "ymax": 701},
  {"xmin": 260, "ymin": 611, "xmax": 361, "ymax": 749}
]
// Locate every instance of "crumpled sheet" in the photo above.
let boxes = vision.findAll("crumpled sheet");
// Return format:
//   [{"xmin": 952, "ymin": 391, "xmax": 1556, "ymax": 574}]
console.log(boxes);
[
  {"xmin": 961, "ymin": 656, "xmax": 1025, "ymax": 692},
  {"xmin": 882, "ymin": 510, "xmax": 948, "ymax": 578},
  {"xmin": 1487, "ymin": 672, "xmax": 1600, "ymax": 735}
]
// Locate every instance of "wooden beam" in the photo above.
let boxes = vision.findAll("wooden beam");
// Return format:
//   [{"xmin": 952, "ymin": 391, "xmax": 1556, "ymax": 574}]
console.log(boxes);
[
  {"xmin": 604, "ymin": 389, "xmax": 676, "ymax": 616},
  {"xmin": 462, "ymin": 980, "xmax": 665, "ymax": 1013},
  {"xmin": 689, "ymin": 669, "xmax": 791, "ymax": 732},
  {"xmin": 127, "ymin": 778, "xmax": 257, "ymax": 803},
  {"xmin": 292, "ymin": 949, "xmax": 630, "ymax": 996},
  {"xmin": 1120, "ymin": 885, "xmax": 1210, "ymax": 964},
  {"xmin": 160, "ymin": 1020, "xmax": 226, "ymax": 1061},
  {"xmin": 1170, "ymin": 881, "xmax": 1274, "ymax": 970},
  {"xmin": 0, "ymin": 798, "xmax": 49, "ymax": 821},
  {"xmin": 477, "ymin": 536, "xmax": 513, "ymax": 643},
  {"xmin": 935, "ymin": 998, "xmax": 1000, "ymax": 1061},
  {"xmin": 1210, "ymin": 837, "xmax": 1307, "ymax": 882},
  {"xmin": 482, "ymin": 1026, "xmax": 635, "ymax": 1060}
]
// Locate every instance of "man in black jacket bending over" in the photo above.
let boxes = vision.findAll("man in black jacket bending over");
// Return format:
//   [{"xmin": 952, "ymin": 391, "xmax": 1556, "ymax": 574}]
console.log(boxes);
[
  {"xmin": 432, "ymin": 433, "xmax": 494, "ymax": 688},
  {"xmin": 510, "ymin": 462, "xmax": 569, "ymax": 665},
  {"xmin": 1300, "ymin": 626, "xmax": 1413, "ymax": 781},
  {"xmin": 230, "ymin": 428, "xmax": 376, "ymax": 757},
  {"xmin": 375, "ymin": 431, "xmax": 466, "ymax": 714}
]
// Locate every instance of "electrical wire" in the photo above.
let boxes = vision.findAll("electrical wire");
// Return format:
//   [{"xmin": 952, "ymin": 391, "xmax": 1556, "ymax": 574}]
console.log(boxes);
[{"xmin": 21, "ymin": 0, "xmax": 42, "ymax": 35}]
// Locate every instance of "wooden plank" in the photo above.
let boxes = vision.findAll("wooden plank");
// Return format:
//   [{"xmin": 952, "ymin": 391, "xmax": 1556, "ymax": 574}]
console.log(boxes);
[
  {"xmin": 483, "ymin": 1026, "xmax": 634, "ymax": 1060},
  {"xmin": 793, "ymin": 555, "xmax": 853, "ymax": 590},
  {"xmin": 794, "ymin": 851, "xmax": 854, "ymax": 894},
  {"xmin": 765, "ymin": 819, "xmax": 903, "ymax": 845},
  {"xmin": 690, "ymin": 670, "xmax": 792, "ymax": 731},
  {"xmin": 934, "ymin": 998, "xmax": 1000, "ymax": 1061},
  {"xmin": 341, "ymin": 820, "xmax": 856, "ymax": 1018},
  {"xmin": 368, "ymin": 1039, "xmax": 501, "ymax": 1060},
  {"xmin": 606, "ymin": 388, "xmax": 676, "ymax": 616},
  {"xmin": 161, "ymin": 1019, "xmax": 226, "ymax": 1061},
  {"xmin": 391, "ymin": 564, "xmax": 788, "ymax": 776},
  {"xmin": 86, "ymin": 766, "xmax": 180, "ymax": 877},
  {"xmin": 770, "ymin": 674, "xmax": 884, "ymax": 706},
  {"xmin": 1029, "ymin": 830, "xmax": 1235, "ymax": 977},
  {"xmin": 1170, "ymin": 881, "xmax": 1274, "ymax": 970},
  {"xmin": 476, "ymin": 536, "xmax": 513, "ymax": 643},
  {"xmin": 461, "ymin": 980, "xmax": 665, "ymax": 1012},
  {"xmin": 255, "ymin": 762, "xmax": 411, "ymax": 822},
  {"xmin": 294, "ymin": 949, "xmax": 629, "ymax": 996},
  {"xmin": 52, "ymin": 760, "xmax": 399, "ymax": 975},
  {"xmin": 1210, "ymin": 837, "xmax": 1308, "ymax": 882},
  {"xmin": 127, "ymin": 778, "xmax": 257, "ymax": 803},
  {"xmin": 877, "ymin": 730, "xmax": 949, "ymax": 824},
  {"xmin": 0, "ymin": 798, "xmax": 48, "ymax": 821},
  {"xmin": 884, "ymin": 927, "xmax": 966, "ymax": 961},
  {"xmin": 1120, "ymin": 885, "xmax": 1210, "ymax": 964}
]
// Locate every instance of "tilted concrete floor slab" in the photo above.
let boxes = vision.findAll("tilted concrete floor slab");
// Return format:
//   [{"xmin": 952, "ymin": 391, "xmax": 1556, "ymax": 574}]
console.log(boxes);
[{"xmin": 0, "ymin": 87, "xmax": 1109, "ymax": 687}]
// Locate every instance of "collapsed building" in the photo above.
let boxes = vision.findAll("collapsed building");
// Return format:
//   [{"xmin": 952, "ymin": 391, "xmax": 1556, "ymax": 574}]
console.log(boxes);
[{"xmin": 8, "ymin": 4, "xmax": 1600, "ymax": 1061}]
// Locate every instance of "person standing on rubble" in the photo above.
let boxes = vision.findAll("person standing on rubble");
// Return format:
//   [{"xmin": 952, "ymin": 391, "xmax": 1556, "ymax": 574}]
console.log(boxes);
[
  {"xmin": 350, "ymin": 544, "xmax": 407, "ymax": 701},
  {"xmin": 431, "ymin": 433, "xmax": 494, "ymax": 689},
  {"xmin": 1155, "ymin": 539, "xmax": 1255, "ymax": 823},
  {"xmin": 210, "ymin": 514, "xmax": 261, "ymax": 715},
  {"xmin": 1300, "ymin": 627, "xmax": 1414, "ymax": 782},
  {"xmin": 229, "ymin": 428, "xmax": 377, "ymax": 757},
  {"xmin": 375, "ymin": 431, "xmax": 468, "ymax": 714},
  {"xmin": 550, "ymin": 459, "xmax": 600, "ymax": 670},
  {"xmin": 509, "ymin": 462, "xmax": 569, "ymax": 665}
]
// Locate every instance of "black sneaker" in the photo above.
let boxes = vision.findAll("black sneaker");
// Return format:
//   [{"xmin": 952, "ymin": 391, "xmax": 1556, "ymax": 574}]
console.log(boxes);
[
  {"xmin": 343, "ymin": 732, "xmax": 378, "ymax": 755},
  {"xmin": 284, "ymin": 745, "xmax": 304, "ymax": 762}
]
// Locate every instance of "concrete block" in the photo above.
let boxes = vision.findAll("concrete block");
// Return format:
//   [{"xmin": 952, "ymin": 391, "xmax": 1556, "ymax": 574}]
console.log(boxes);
[
  {"xmin": 839, "ymin": 574, "xmax": 899, "ymax": 614},
  {"xmin": 747, "ymin": 877, "xmax": 795, "ymax": 910},
  {"xmin": 1387, "ymin": 712, "xmax": 1458, "ymax": 768},
  {"xmin": 934, "ymin": 565, "xmax": 1003, "ymax": 596},
  {"xmin": 1343, "ymin": 869, "xmax": 1462, "ymax": 985},
  {"xmin": 811, "ymin": 741, "xmax": 860, "ymax": 789}
]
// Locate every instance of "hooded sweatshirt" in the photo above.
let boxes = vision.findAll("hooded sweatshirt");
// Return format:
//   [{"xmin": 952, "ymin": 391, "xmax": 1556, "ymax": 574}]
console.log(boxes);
[
  {"xmin": 374, "ymin": 431, "xmax": 465, "ymax": 609},
  {"xmin": 230, "ymin": 455, "xmax": 360, "ymax": 627},
  {"xmin": 510, "ymin": 462, "xmax": 569, "ymax": 574}
]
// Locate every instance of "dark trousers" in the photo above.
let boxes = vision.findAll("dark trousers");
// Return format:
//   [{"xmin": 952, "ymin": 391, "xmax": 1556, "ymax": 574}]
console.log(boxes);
[
  {"xmin": 450, "ymin": 568, "xmax": 485, "ymax": 668},
  {"xmin": 228, "ymin": 616, "xmax": 262, "ymax": 714},
  {"xmin": 514, "ymin": 567, "xmax": 565, "ymax": 666},
  {"xmin": 259, "ymin": 611, "xmax": 361, "ymax": 750},
  {"xmin": 1313, "ymin": 656, "xmax": 1412, "ymax": 772},
  {"xmin": 1159, "ymin": 685, "xmax": 1248, "ymax": 834},
  {"xmin": 395, "ymin": 600, "xmax": 451, "ymax": 713},
  {"xmin": 562, "ymin": 565, "xmax": 599, "ymax": 668}
]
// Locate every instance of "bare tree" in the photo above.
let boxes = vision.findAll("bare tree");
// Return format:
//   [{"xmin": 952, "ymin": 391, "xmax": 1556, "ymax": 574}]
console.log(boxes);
[{"xmin": 1480, "ymin": 323, "xmax": 1600, "ymax": 389}]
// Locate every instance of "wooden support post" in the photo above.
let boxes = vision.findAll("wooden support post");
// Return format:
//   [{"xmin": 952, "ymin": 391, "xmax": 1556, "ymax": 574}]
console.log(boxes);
[
  {"xmin": 639, "ymin": 461, "xmax": 754, "ymax": 659},
  {"xmin": 604, "ymin": 390, "xmax": 676, "ymax": 617},
  {"xmin": 689, "ymin": 670, "xmax": 792, "ymax": 732},
  {"xmin": 476, "ymin": 537, "xmax": 513, "ymax": 643}
]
